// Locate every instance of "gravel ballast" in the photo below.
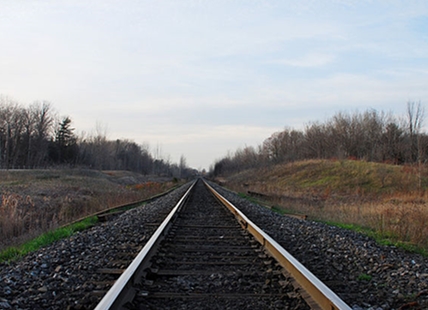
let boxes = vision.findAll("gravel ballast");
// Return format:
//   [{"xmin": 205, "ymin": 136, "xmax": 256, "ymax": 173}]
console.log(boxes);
[{"xmin": 0, "ymin": 180, "xmax": 427, "ymax": 309}]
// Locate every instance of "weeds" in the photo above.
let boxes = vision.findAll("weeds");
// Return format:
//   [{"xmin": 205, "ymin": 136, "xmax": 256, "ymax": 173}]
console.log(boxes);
[
  {"xmin": 271, "ymin": 205, "xmax": 286, "ymax": 215},
  {"xmin": 358, "ymin": 273, "xmax": 372, "ymax": 281}
]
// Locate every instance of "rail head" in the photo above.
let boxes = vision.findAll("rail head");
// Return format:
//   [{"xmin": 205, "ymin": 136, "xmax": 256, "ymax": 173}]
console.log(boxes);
[
  {"xmin": 95, "ymin": 181, "xmax": 197, "ymax": 310},
  {"xmin": 204, "ymin": 180, "xmax": 352, "ymax": 310}
]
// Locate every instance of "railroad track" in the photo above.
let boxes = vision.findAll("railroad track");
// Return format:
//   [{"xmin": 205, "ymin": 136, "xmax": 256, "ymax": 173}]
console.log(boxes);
[{"xmin": 95, "ymin": 179, "xmax": 351, "ymax": 309}]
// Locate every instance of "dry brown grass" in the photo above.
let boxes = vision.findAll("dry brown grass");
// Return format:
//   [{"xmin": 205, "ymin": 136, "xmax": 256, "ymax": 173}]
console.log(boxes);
[
  {"xmin": 0, "ymin": 169, "xmax": 177, "ymax": 250},
  {"xmin": 222, "ymin": 160, "xmax": 428, "ymax": 250}
]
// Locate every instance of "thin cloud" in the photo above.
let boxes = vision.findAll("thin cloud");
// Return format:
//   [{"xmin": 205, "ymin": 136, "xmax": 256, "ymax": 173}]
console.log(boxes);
[{"xmin": 270, "ymin": 53, "xmax": 336, "ymax": 68}]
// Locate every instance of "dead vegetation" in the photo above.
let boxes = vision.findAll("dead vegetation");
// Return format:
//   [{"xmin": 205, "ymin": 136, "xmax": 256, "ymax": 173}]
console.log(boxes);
[
  {"xmin": 0, "ymin": 169, "xmax": 178, "ymax": 250},
  {"xmin": 220, "ymin": 159, "xmax": 428, "ymax": 251}
]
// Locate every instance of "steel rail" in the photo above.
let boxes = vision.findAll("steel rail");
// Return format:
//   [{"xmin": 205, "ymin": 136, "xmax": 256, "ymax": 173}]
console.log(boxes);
[
  {"xmin": 94, "ymin": 181, "xmax": 196, "ymax": 310},
  {"xmin": 204, "ymin": 180, "xmax": 352, "ymax": 310}
]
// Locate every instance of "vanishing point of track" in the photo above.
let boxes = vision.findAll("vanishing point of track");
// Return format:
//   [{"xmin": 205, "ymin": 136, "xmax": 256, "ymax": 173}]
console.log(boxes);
[{"xmin": 95, "ymin": 179, "xmax": 352, "ymax": 309}]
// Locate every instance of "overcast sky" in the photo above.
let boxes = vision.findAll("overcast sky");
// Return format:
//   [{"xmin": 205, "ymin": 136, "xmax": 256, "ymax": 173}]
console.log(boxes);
[{"xmin": 1, "ymin": 0, "xmax": 428, "ymax": 170}]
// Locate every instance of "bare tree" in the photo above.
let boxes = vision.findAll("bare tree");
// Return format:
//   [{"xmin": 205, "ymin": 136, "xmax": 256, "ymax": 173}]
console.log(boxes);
[
  {"xmin": 381, "ymin": 122, "xmax": 405, "ymax": 164},
  {"xmin": 262, "ymin": 131, "xmax": 284, "ymax": 163},
  {"xmin": 31, "ymin": 101, "xmax": 54, "ymax": 167},
  {"xmin": 179, "ymin": 155, "xmax": 187, "ymax": 178},
  {"xmin": 304, "ymin": 122, "xmax": 332, "ymax": 159},
  {"xmin": 0, "ymin": 97, "xmax": 26, "ymax": 168},
  {"xmin": 406, "ymin": 101, "xmax": 425, "ymax": 163},
  {"xmin": 359, "ymin": 109, "xmax": 390, "ymax": 161}
]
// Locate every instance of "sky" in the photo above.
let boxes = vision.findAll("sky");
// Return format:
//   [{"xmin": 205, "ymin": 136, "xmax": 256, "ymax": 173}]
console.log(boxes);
[{"xmin": 1, "ymin": 0, "xmax": 428, "ymax": 170}]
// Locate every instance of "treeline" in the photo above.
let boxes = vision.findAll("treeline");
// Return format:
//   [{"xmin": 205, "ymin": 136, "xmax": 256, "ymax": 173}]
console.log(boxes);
[
  {"xmin": 0, "ymin": 96, "xmax": 194, "ymax": 178},
  {"xmin": 212, "ymin": 102, "xmax": 426, "ymax": 176}
]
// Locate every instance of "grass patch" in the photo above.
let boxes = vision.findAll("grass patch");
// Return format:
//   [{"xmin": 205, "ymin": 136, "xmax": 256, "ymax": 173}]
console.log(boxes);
[
  {"xmin": 237, "ymin": 192, "xmax": 261, "ymax": 205},
  {"xmin": 271, "ymin": 205, "xmax": 287, "ymax": 215},
  {"xmin": 323, "ymin": 220, "xmax": 428, "ymax": 257},
  {"xmin": 378, "ymin": 240, "xmax": 428, "ymax": 256},
  {"xmin": 323, "ymin": 221, "xmax": 373, "ymax": 235},
  {"xmin": 358, "ymin": 273, "xmax": 372, "ymax": 281},
  {"xmin": 238, "ymin": 192, "xmax": 281, "ymax": 213},
  {"xmin": 0, "ymin": 216, "xmax": 98, "ymax": 263}
]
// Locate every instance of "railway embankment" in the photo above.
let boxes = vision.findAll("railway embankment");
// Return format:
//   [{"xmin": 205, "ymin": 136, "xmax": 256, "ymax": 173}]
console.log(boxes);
[{"xmin": 0, "ymin": 179, "xmax": 427, "ymax": 309}]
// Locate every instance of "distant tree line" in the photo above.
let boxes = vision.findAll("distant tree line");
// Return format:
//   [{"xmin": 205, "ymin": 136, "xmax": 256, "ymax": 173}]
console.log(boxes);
[
  {"xmin": 0, "ymin": 95, "xmax": 194, "ymax": 178},
  {"xmin": 212, "ymin": 102, "xmax": 426, "ymax": 176}
]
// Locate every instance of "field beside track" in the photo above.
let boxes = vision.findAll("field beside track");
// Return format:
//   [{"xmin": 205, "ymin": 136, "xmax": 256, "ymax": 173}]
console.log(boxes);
[
  {"xmin": 217, "ymin": 159, "xmax": 428, "ymax": 253},
  {"xmin": 0, "ymin": 169, "xmax": 179, "ymax": 250}
]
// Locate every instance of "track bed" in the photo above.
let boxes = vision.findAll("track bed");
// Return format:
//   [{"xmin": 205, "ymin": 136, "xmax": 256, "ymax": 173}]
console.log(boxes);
[{"xmin": 130, "ymin": 180, "xmax": 310, "ymax": 309}]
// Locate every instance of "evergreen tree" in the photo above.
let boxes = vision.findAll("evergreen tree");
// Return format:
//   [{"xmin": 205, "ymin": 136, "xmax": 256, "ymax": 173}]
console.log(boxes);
[{"xmin": 49, "ymin": 117, "xmax": 78, "ymax": 164}]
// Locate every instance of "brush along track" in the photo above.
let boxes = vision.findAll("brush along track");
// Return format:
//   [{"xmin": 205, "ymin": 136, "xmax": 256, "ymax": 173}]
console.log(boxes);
[{"xmin": 96, "ymin": 180, "xmax": 351, "ymax": 309}]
